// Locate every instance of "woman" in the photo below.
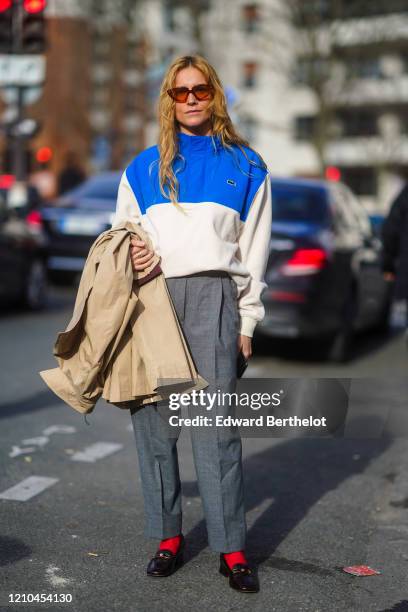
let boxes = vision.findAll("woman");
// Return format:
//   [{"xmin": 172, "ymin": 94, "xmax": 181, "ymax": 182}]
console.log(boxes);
[{"xmin": 112, "ymin": 55, "xmax": 272, "ymax": 594}]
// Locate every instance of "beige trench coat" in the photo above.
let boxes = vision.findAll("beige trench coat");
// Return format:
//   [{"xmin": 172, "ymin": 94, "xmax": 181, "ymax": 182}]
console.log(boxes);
[{"xmin": 39, "ymin": 221, "xmax": 209, "ymax": 415}]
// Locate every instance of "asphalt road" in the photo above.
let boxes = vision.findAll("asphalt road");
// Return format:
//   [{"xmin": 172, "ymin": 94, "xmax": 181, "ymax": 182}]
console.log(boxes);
[{"xmin": 1, "ymin": 285, "xmax": 408, "ymax": 612}]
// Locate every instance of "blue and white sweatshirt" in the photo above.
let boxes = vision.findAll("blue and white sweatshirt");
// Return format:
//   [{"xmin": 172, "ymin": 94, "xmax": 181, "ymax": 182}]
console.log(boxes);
[{"xmin": 111, "ymin": 131, "xmax": 272, "ymax": 337}]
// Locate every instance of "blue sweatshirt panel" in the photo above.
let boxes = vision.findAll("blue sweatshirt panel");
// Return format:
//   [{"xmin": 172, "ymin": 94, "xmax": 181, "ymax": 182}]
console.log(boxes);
[{"xmin": 125, "ymin": 132, "xmax": 267, "ymax": 222}]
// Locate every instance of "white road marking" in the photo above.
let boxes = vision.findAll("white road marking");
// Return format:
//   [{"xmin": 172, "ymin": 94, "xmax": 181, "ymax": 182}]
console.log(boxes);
[
  {"xmin": 9, "ymin": 425, "xmax": 77, "ymax": 459},
  {"xmin": 70, "ymin": 442, "xmax": 123, "ymax": 463},
  {"xmin": 9, "ymin": 445, "xmax": 36, "ymax": 458},
  {"xmin": 22, "ymin": 436, "xmax": 49, "ymax": 447},
  {"xmin": 45, "ymin": 565, "xmax": 72, "ymax": 587},
  {"xmin": 42, "ymin": 425, "xmax": 76, "ymax": 436},
  {"xmin": 0, "ymin": 476, "xmax": 59, "ymax": 501}
]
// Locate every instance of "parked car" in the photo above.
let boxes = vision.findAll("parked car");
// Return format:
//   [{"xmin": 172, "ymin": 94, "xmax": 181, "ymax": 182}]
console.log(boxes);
[
  {"xmin": 0, "ymin": 179, "xmax": 49, "ymax": 310},
  {"xmin": 40, "ymin": 171, "xmax": 121, "ymax": 282},
  {"xmin": 256, "ymin": 177, "xmax": 393, "ymax": 362}
]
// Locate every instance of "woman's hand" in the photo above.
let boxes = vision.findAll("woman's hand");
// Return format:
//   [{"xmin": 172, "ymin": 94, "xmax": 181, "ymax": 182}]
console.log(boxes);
[
  {"xmin": 238, "ymin": 334, "xmax": 252, "ymax": 360},
  {"xmin": 130, "ymin": 238, "xmax": 155, "ymax": 272}
]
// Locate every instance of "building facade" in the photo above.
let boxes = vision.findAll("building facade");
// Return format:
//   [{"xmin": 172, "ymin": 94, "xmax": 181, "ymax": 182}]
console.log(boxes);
[
  {"xmin": 0, "ymin": 1, "xmax": 158, "ymax": 178},
  {"xmin": 3, "ymin": 0, "xmax": 406, "ymax": 211},
  {"xmin": 203, "ymin": 0, "xmax": 408, "ymax": 212}
]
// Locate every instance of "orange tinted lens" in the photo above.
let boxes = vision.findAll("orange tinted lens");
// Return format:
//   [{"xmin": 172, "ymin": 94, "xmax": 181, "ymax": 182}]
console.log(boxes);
[
  {"xmin": 193, "ymin": 85, "xmax": 212, "ymax": 99},
  {"xmin": 167, "ymin": 85, "xmax": 213, "ymax": 102},
  {"xmin": 168, "ymin": 87, "xmax": 189, "ymax": 102}
]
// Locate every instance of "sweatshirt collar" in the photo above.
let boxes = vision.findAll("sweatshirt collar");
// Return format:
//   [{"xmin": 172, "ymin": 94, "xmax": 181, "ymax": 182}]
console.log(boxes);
[{"xmin": 177, "ymin": 131, "xmax": 222, "ymax": 154}]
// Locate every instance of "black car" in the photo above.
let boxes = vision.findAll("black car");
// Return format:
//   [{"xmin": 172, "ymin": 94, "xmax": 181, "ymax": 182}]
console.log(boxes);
[
  {"xmin": 0, "ymin": 182, "xmax": 49, "ymax": 310},
  {"xmin": 40, "ymin": 171, "xmax": 121, "ymax": 282},
  {"xmin": 257, "ymin": 178, "xmax": 392, "ymax": 361}
]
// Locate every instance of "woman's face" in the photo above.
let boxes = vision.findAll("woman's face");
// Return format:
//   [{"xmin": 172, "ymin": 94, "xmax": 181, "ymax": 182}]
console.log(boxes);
[{"xmin": 173, "ymin": 66, "xmax": 213, "ymax": 136}]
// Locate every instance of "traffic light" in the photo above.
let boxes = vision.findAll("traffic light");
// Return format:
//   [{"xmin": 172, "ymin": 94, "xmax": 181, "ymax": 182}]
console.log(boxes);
[
  {"xmin": 22, "ymin": 0, "xmax": 47, "ymax": 53},
  {"xmin": 0, "ymin": 0, "xmax": 13, "ymax": 54},
  {"xmin": 325, "ymin": 166, "xmax": 341, "ymax": 182},
  {"xmin": 36, "ymin": 145, "xmax": 52, "ymax": 163}
]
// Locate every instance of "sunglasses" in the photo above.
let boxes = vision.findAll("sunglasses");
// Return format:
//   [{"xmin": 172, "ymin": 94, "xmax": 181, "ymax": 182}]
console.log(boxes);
[{"xmin": 167, "ymin": 84, "xmax": 214, "ymax": 103}]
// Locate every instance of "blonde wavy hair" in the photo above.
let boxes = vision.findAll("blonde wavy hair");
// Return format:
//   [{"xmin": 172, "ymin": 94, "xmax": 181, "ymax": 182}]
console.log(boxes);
[{"xmin": 157, "ymin": 54, "xmax": 266, "ymax": 212}]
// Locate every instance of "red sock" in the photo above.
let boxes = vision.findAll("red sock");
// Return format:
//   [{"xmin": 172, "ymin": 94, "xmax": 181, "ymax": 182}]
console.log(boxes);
[
  {"xmin": 159, "ymin": 534, "xmax": 182, "ymax": 555},
  {"xmin": 222, "ymin": 550, "xmax": 248, "ymax": 569}
]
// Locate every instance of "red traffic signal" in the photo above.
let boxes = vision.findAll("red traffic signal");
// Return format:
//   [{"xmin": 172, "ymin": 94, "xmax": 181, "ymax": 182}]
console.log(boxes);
[
  {"xmin": 0, "ymin": 1, "xmax": 12, "ymax": 12},
  {"xmin": 0, "ymin": 0, "xmax": 12, "ymax": 52},
  {"xmin": 0, "ymin": 174, "xmax": 15, "ymax": 189},
  {"xmin": 23, "ymin": 0, "xmax": 46, "ymax": 14},
  {"xmin": 325, "ymin": 166, "xmax": 341, "ymax": 182},
  {"xmin": 36, "ymin": 147, "xmax": 52, "ymax": 163},
  {"xmin": 22, "ymin": 0, "xmax": 47, "ymax": 53}
]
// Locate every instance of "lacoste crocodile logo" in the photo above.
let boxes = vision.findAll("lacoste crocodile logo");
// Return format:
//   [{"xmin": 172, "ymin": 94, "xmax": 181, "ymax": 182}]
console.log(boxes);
[{"xmin": 227, "ymin": 179, "xmax": 236, "ymax": 186}]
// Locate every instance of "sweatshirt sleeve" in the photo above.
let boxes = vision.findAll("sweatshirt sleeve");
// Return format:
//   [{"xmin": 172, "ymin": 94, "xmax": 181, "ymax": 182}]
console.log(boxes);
[
  {"xmin": 111, "ymin": 169, "xmax": 143, "ymax": 228},
  {"xmin": 236, "ymin": 172, "xmax": 272, "ymax": 338}
]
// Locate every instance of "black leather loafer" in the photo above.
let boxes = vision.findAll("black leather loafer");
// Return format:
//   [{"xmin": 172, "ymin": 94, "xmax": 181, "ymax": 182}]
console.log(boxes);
[
  {"xmin": 219, "ymin": 554, "xmax": 260, "ymax": 593},
  {"xmin": 146, "ymin": 535, "xmax": 185, "ymax": 577}
]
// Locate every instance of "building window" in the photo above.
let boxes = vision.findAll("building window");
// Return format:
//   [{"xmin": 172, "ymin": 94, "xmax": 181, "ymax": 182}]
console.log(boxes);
[
  {"xmin": 340, "ymin": 167, "xmax": 377, "ymax": 197},
  {"xmin": 402, "ymin": 54, "xmax": 408, "ymax": 74},
  {"xmin": 242, "ymin": 4, "xmax": 260, "ymax": 33},
  {"xmin": 346, "ymin": 56, "xmax": 383, "ymax": 80},
  {"xmin": 293, "ymin": 57, "xmax": 329, "ymax": 85},
  {"xmin": 294, "ymin": 116, "xmax": 316, "ymax": 141},
  {"xmin": 93, "ymin": 39, "xmax": 110, "ymax": 60},
  {"xmin": 242, "ymin": 61, "xmax": 258, "ymax": 88},
  {"xmin": 124, "ymin": 43, "xmax": 139, "ymax": 66},
  {"xmin": 342, "ymin": 1, "xmax": 408, "ymax": 18},
  {"xmin": 124, "ymin": 92, "xmax": 136, "ymax": 113},
  {"xmin": 124, "ymin": 69, "xmax": 143, "ymax": 87},
  {"xmin": 92, "ymin": 64, "xmax": 112, "ymax": 85},
  {"xmin": 337, "ymin": 110, "xmax": 378, "ymax": 137},
  {"xmin": 401, "ymin": 114, "xmax": 408, "ymax": 135},
  {"xmin": 293, "ymin": 1, "xmax": 331, "ymax": 24},
  {"xmin": 91, "ymin": 87, "xmax": 110, "ymax": 107},
  {"xmin": 90, "ymin": 110, "xmax": 110, "ymax": 131},
  {"xmin": 124, "ymin": 116, "xmax": 142, "ymax": 133},
  {"xmin": 296, "ymin": 0, "xmax": 408, "ymax": 21}
]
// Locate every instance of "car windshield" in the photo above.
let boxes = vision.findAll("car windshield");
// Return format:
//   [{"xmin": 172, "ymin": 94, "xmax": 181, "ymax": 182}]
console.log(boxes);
[
  {"xmin": 271, "ymin": 183, "xmax": 330, "ymax": 225},
  {"xmin": 63, "ymin": 174, "xmax": 121, "ymax": 201}
]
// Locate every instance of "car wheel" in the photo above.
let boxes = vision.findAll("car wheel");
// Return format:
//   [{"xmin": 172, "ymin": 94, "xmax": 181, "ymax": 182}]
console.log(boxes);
[
  {"xmin": 325, "ymin": 290, "xmax": 357, "ymax": 363},
  {"xmin": 22, "ymin": 258, "xmax": 49, "ymax": 310}
]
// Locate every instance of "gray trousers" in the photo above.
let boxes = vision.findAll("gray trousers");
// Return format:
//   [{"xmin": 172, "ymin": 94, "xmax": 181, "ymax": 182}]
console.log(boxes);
[{"xmin": 130, "ymin": 271, "xmax": 247, "ymax": 552}]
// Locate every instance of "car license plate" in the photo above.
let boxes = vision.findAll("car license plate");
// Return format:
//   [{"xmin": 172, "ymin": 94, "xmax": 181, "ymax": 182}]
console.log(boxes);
[{"xmin": 59, "ymin": 216, "xmax": 105, "ymax": 235}]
